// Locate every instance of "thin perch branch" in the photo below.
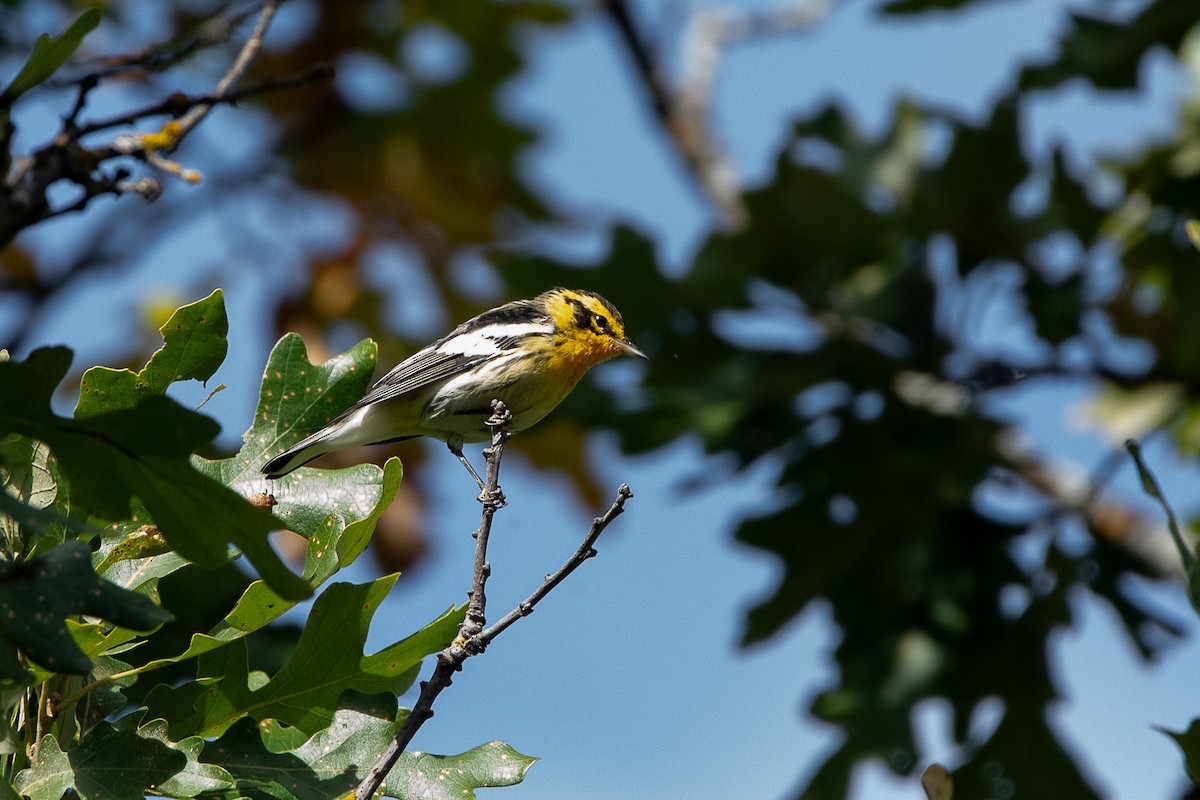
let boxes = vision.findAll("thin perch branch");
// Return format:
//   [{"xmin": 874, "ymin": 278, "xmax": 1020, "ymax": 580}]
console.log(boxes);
[
  {"xmin": 354, "ymin": 401, "xmax": 634, "ymax": 800},
  {"xmin": 480, "ymin": 483, "xmax": 632, "ymax": 645}
]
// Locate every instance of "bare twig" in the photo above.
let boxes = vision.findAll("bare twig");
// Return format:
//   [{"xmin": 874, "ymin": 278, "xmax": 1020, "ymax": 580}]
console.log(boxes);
[
  {"xmin": 78, "ymin": 64, "xmax": 333, "ymax": 140},
  {"xmin": 479, "ymin": 483, "xmax": 633, "ymax": 645},
  {"xmin": 171, "ymin": 0, "xmax": 280, "ymax": 144},
  {"xmin": 601, "ymin": 0, "xmax": 828, "ymax": 229},
  {"xmin": 354, "ymin": 401, "xmax": 634, "ymax": 800},
  {"xmin": 50, "ymin": 6, "xmax": 256, "ymax": 86}
]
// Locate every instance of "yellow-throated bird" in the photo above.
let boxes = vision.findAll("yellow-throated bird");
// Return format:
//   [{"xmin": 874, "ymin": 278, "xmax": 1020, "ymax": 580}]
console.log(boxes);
[{"xmin": 261, "ymin": 288, "xmax": 645, "ymax": 481}]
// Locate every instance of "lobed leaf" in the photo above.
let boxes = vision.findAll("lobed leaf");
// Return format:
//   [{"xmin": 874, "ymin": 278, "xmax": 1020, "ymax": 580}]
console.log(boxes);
[
  {"xmin": 15, "ymin": 725, "xmax": 185, "ymax": 800},
  {"xmin": 122, "ymin": 455, "xmax": 402, "ymax": 687},
  {"xmin": 385, "ymin": 741, "xmax": 538, "ymax": 800},
  {"xmin": 75, "ymin": 289, "xmax": 228, "ymax": 417},
  {"xmin": 14, "ymin": 736, "xmax": 72, "ymax": 800},
  {"xmin": 201, "ymin": 693, "xmax": 534, "ymax": 800},
  {"xmin": 135, "ymin": 718, "xmax": 237, "ymax": 798},
  {"xmin": 214, "ymin": 332, "xmax": 378, "ymax": 497}
]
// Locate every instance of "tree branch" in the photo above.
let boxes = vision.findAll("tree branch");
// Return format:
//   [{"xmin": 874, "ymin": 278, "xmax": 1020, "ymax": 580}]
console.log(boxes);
[
  {"xmin": 354, "ymin": 400, "xmax": 634, "ymax": 800},
  {"xmin": 479, "ymin": 482, "xmax": 632, "ymax": 646},
  {"xmin": 78, "ymin": 64, "xmax": 333, "ymax": 140},
  {"xmin": 0, "ymin": 0, "xmax": 329, "ymax": 251},
  {"xmin": 170, "ymin": 0, "xmax": 280, "ymax": 144},
  {"xmin": 50, "ymin": 6, "xmax": 258, "ymax": 87}
]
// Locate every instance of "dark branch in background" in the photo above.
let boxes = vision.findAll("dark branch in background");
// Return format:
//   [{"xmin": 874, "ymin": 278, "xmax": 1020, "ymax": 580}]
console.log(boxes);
[
  {"xmin": 354, "ymin": 400, "xmax": 634, "ymax": 800},
  {"xmin": 80, "ymin": 65, "xmax": 333, "ymax": 141},
  {"xmin": 49, "ymin": 6, "xmax": 258, "ymax": 86},
  {"xmin": 601, "ymin": 0, "xmax": 828, "ymax": 229},
  {"xmin": 997, "ymin": 430, "xmax": 1183, "ymax": 580},
  {"xmin": 0, "ymin": 0, "xmax": 331, "ymax": 252}
]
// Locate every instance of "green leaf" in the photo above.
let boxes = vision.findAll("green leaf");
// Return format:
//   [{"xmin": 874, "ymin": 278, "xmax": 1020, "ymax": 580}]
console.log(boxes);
[
  {"xmin": 77, "ymin": 655, "xmax": 139, "ymax": 728},
  {"xmin": 0, "ymin": 435, "xmax": 56, "ymax": 513},
  {"xmin": 202, "ymin": 692, "xmax": 534, "ymax": 800},
  {"xmin": 26, "ymin": 621, "xmax": 142, "ymax": 684},
  {"xmin": 119, "ymin": 455, "xmax": 402, "ymax": 686},
  {"xmin": 202, "ymin": 692, "xmax": 398, "ymax": 799},
  {"xmin": 16, "ymin": 724, "xmax": 186, "ymax": 800},
  {"xmin": 249, "ymin": 578, "xmax": 461, "ymax": 734},
  {"xmin": 75, "ymin": 289, "xmax": 229, "ymax": 417},
  {"xmin": 385, "ymin": 741, "xmax": 538, "ymax": 800},
  {"xmin": 135, "ymin": 718, "xmax": 237, "ymax": 798},
  {"xmin": 207, "ymin": 332, "xmax": 378, "ymax": 503},
  {"xmin": 1160, "ymin": 719, "xmax": 1200, "ymax": 784},
  {"xmin": 0, "ymin": 434, "xmax": 82, "ymax": 552},
  {"xmin": 14, "ymin": 736, "xmax": 73, "ymax": 800},
  {"xmin": 0, "ymin": 7, "xmax": 102, "ymax": 108},
  {"xmin": 0, "ymin": 540, "xmax": 171, "ymax": 681},
  {"xmin": 145, "ymin": 577, "xmax": 464, "ymax": 738},
  {"xmin": 95, "ymin": 524, "xmax": 187, "ymax": 592},
  {"xmin": 0, "ymin": 347, "xmax": 310, "ymax": 600}
]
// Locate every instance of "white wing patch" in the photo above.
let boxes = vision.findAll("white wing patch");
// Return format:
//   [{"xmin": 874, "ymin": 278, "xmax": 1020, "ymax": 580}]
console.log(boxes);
[{"xmin": 436, "ymin": 322, "xmax": 552, "ymax": 356}]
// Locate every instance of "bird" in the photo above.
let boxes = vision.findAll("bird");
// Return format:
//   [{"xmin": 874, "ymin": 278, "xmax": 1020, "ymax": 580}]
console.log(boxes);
[{"xmin": 261, "ymin": 288, "xmax": 646, "ymax": 482}]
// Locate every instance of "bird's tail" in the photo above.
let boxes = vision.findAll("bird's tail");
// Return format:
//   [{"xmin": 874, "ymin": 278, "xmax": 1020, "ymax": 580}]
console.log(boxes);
[
  {"xmin": 260, "ymin": 431, "xmax": 338, "ymax": 479},
  {"xmin": 261, "ymin": 403, "xmax": 419, "ymax": 479}
]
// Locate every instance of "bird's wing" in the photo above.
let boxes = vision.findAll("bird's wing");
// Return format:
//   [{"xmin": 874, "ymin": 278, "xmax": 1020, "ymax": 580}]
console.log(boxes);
[
  {"xmin": 348, "ymin": 317, "xmax": 553, "ymax": 408},
  {"xmin": 355, "ymin": 349, "xmax": 491, "ymax": 406}
]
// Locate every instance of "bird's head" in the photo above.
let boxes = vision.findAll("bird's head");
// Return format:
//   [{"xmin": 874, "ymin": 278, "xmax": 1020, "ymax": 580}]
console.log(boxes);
[{"xmin": 540, "ymin": 288, "xmax": 646, "ymax": 373}]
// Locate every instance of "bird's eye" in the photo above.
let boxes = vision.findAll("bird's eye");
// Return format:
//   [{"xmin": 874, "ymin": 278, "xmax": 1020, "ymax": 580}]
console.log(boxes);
[{"xmin": 593, "ymin": 314, "xmax": 610, "ymax": 332}]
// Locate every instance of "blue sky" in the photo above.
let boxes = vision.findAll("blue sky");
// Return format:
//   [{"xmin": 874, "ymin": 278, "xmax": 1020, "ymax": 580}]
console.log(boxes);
[{"xmin": 9, "ymin": 0, "xmax": 1200, "ymax": 797}]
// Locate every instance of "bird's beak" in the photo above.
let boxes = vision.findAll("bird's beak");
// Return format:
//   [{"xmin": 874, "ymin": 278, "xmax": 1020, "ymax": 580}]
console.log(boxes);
[{"xmin": 615, "ymin": 337, "xmax": 647, "ymax": 359}]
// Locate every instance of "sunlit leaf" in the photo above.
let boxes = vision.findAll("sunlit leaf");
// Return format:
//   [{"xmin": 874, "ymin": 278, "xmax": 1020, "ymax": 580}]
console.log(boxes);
[
  {"xmin": 385, "ymin": 741, "xmax": 538, "ymax": 800},
  {"xmin": 75, "ymin": 289, "xmax": 229, "ymax": 417}
]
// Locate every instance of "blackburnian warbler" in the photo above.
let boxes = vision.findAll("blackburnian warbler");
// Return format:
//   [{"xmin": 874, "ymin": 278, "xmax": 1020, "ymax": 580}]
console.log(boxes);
[{"xmin": 261, "ymin": 288, "xmax": 645, "ymax": 480}]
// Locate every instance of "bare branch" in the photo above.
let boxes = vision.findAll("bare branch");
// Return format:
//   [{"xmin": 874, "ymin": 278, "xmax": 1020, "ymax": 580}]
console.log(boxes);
[
  {"xmin": 479, "ymin": 483, "xmax": 632, "ymax": 645},
  {"xmin": 78, "ymin": 65, "xmax": 333, "ymax": 140},
  {"xmin": 50, "ymin": 6, "xmax": 256, "ymax": 86},
  {"xmin": 171, "ymin": 0, "xmax": 281, "ymax": 144},
  {"xmin": 354, "ymin": 401, "xmax": 634, "ymax": 800}
]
